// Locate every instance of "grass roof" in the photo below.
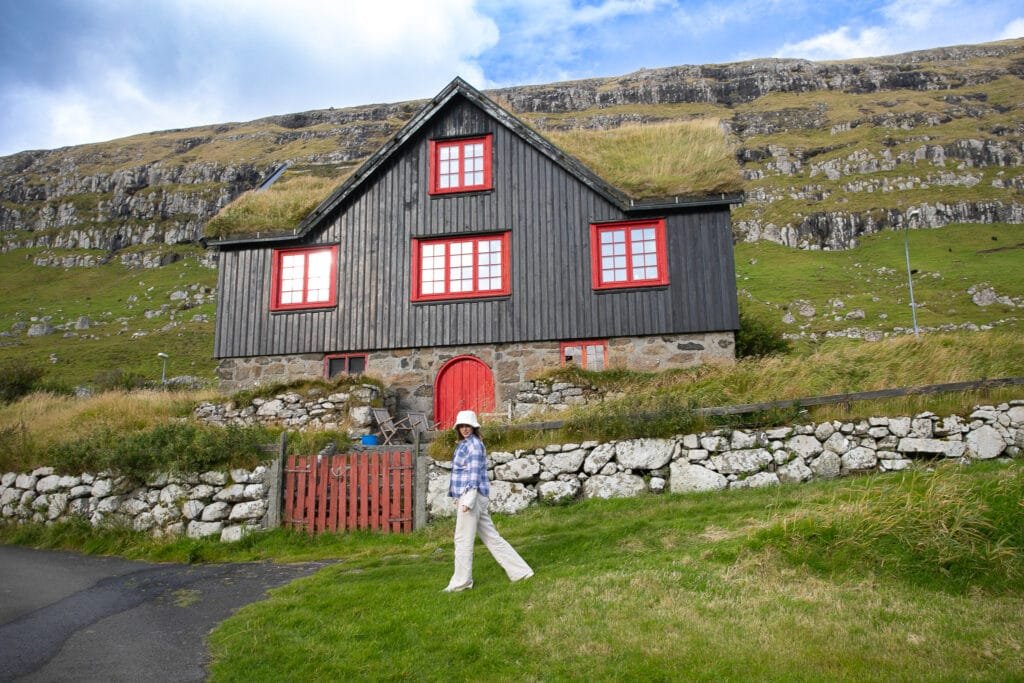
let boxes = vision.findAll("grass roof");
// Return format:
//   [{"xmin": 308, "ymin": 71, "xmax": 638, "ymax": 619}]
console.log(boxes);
[
  {"xmin": 205, "ymin": 118, "xmax": 741, "ymax": 241},
  {"xmin": 548, "ymin": 119, "xmax": 743, "ymax": 199}
]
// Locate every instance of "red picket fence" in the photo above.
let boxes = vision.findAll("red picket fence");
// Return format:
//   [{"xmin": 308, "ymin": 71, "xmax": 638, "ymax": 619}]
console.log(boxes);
[{"xmin": 283, "ymin": 450, "xmax": 415, "ymax": 534}]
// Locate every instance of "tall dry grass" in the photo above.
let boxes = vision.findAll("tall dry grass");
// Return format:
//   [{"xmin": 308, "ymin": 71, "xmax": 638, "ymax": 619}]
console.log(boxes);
[
  {"xmin": 547, "ymin": 119, "xmax": 743, "ymax": 198},
  {"xmin": 0, "ymin": 389, "xmax": 213, "ymax": 471},
  {"xmin": 205, "ymin": 174, "xmax": 342, "ymax": 239}
]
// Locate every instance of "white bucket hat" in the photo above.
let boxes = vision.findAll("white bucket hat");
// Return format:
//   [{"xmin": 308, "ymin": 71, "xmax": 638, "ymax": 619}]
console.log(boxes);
[{"xmin": 454, "ymin": 410, "xmax": 481, "ymax": 429}]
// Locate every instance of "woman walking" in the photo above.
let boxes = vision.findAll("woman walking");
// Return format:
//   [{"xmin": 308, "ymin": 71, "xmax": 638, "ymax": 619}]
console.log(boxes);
[{"xmin": 444, "ymin": 410, "xmax": 534, "ymax": 592}]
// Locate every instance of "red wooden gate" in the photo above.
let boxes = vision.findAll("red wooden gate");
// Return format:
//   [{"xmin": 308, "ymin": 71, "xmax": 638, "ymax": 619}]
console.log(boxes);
[
  {"xmin": 283, "ymin": 450, "xmax": 415, "ymax": 534},
  {"xmin": 434, "ymin": 355, "xmax": 495, "ymax": 429}
]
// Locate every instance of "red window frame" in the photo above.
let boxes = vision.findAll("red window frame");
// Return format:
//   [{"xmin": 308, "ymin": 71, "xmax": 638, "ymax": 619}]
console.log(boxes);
[
  {"xmin": 324, "ymin": 353, "xmax": 367, "ymax": 378},
  {"xmin": 270, "ymin": 245, "xmax": 338, "ymax": 311},
  {"xmin": 411, "ymin": 232, "xmax": 511, "ymax": 302},
  {"xmin": 590, "ymin": 219, "xmax": 669, "ymax": 290},
  {"xmin": 560, "ymin": 340, "xmax": 608, "ymax": 370},
  {"xmin": 428, "ymin": 135, "xmax": 493, "ymax": 195}
]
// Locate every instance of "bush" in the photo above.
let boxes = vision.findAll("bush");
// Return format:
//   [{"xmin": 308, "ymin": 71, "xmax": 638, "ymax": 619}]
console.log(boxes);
[
  {"xmin": 93, "ymin": 368, "xmax": 150, "ymax": 392},
  {"xmin": 0, "ymin": 361, "xmax": 45, "ymax": 403},
  {"xmin": 735, "ymin": 311, "xmax": 791, "ymax": 358}
]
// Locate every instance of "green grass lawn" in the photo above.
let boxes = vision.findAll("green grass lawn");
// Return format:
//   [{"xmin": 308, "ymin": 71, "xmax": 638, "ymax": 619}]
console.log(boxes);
[
  {"xmin": 175, "ymin": 461, "xmax": 1024, "ymax": 682},
  {"xmin": 735, "ymin": 222, "xmax": 1024, "ymax": 336},
  {"xmin": 0, "ymin": 247, "xmax": 218, "ymax": 388}
]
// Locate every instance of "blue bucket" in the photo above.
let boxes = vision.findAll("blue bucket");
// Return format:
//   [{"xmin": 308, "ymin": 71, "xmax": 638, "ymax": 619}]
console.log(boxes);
[{"xmin": 361, "ymin": 435, "xmax": 379, "ymax": 446}]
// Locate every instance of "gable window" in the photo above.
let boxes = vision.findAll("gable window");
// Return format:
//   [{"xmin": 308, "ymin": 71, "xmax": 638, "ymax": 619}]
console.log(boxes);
[
  {"xmin": 270, "ymin": 245, "xmax": 338, "ymax": 311},
  {"xmin": 590, "ymin": 219, "xmax": 669, "ymax": 290},
  {"xmin": 411, "ymin": 232, "xmax": 510, "ymax": 301},
  {"xmin": 561, "ymin": 340, "xmax": 607, "ymax": 371},
  {"xmin": 324, "ymin": 353, "xmax": 366, "ymax": 378},
  {"xmin": 429, "ymin": 135, "xmax": 493, "ymax": 195}
]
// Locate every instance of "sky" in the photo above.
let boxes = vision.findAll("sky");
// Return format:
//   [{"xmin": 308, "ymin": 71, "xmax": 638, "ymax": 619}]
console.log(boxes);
[{"xmin": 1, "ymin": 0, "xmax": 1022, "ymax": 156}]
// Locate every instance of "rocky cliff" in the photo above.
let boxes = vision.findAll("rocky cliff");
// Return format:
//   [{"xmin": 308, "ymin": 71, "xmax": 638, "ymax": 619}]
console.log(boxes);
[{"xmin": 1, "ymin": 38, "xmax": 1021, "ymax": 256}]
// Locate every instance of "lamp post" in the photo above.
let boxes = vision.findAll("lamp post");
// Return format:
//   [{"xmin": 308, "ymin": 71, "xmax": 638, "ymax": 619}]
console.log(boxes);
[
  {"xmin": 157, "ymin": 352, "xmax": 169, "ymax": 386},
  {"xmin": 904, "ymin": 210, "xmax": 920, "ymax": 337}
]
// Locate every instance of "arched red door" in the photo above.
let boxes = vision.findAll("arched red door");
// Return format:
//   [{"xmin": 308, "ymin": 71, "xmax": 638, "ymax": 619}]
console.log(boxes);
[{"xmin": 433, "ymin": 355, "xmax": 495, "ymax": 429}]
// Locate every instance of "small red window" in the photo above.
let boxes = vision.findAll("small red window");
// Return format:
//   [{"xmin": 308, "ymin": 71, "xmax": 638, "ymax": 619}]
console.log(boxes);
[
  {"xmin": 324, "ymin": 353, "xmax": 366, "ymax": 378},
  {"xmin": 590, "ymin": 219, "xmax": 669, "ymax": 290},
  {"xmin": 270, "ymin": 245, "xmax": 338, "ymax": 311},
  {"xmin": 561, "ymin": 341, "xmax": 608, "ymax": 370},
  {"xmin": 411, "ymin": 232, "xmax": 510, "ymax": 301},
  {"xmin": 429, "ymin": 135, "xmax": 492, "ymax": 195}
]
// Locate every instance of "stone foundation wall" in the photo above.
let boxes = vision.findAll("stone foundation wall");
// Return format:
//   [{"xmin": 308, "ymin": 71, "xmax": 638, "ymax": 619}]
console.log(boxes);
[{"xmin": 216, "ymin": 331, "xmax": 735, "ymax": 418}]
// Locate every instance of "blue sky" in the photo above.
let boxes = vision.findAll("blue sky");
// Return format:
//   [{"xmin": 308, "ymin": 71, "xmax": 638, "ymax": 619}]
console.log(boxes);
[{"xmin": 1, "ymin": 0, "xmax": 1022, "ymax": 156}]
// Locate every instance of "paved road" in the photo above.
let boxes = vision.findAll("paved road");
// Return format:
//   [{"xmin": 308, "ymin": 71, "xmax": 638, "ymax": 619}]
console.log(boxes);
[{"xmin": 0, "ymin": 545, "xmax": 331, "ymax": 682}]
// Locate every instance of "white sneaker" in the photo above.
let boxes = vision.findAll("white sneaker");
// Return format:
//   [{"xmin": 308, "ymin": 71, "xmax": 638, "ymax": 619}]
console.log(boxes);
[{"xmin": 442, "ymin": 581, "xmax": 473, "ymax": 593}]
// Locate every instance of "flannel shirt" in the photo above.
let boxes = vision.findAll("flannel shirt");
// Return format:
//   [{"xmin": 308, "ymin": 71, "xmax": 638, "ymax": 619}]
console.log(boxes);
[{"xmin": 448, "ymin": 434, "xmax": 490, "ymax": 499}]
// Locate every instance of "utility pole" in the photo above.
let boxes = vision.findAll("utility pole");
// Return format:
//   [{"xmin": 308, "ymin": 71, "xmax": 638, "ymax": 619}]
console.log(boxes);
[{"xmin": 904, "ymin": 210, "xmax": 920, "ymax": 337}]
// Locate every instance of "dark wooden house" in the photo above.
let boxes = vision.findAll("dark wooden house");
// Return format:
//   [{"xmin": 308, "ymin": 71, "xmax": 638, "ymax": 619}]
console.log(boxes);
[{"xmin": 211, "ymin": 78, "xmax": 741, "ymax": 427}]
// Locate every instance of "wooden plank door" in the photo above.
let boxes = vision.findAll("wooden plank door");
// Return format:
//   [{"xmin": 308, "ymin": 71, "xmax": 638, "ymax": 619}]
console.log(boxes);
[{"xmin": 433, "ymin": 355, "xmax": 495, "ymax": 429}]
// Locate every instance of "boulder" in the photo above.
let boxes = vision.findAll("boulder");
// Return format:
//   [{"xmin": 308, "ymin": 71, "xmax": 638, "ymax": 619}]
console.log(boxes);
[
  {"xmin": 786, "ymin": 435, "xmax": 824, "ymax": 459},
  {"xmin": 494, "ymin": 458, "xmax": 541, "ymax": 482},
  {"xmin": 582, "ymin": 473, "xmax": 646, "ymax": 500},
  {"xmin": 201, "ymin": 501, "xmax": 231, "ymax": 521},
  {"xmin": 709, "ymin": 448, "xmax": 773, "ymax": 475},
  {"xmin": 488, "ymin": 481, "xmax": 537, "ymax": 514},
  {"xmin": 810, "ymin": 452, "xmax": 841, "ymax": 478},
  {"xmin": 731, "ymin": 472, "xmax": 779, "ymax": 489},
  {"xmin": 841, "ymin": 447, "xmax": 878, "ymax": 472},
  {"xmin": 670, "ymin": 462, "xmax": 727, "ymax": 493},
  {"xmin": 966, "ymin": 425, "xmax": 1005, "ymax": 459},
  {"xmin": 187, "ymin": 520, "xmax": 223, "ymax": 539},
  {"xmin": 542, "ymin": 449, "xmax": 588, "ymax": 476},
  {"xmin": 777, "ymin": 458, "xmax": 813, "ymax": 483},
  {"xmin": 616, "ymin": 439, "xmax": 676, "ymax": 470},
  {"xmin": 229, "ymin": 500, "xmax": 268, "ymax": 521},
  {"xmin": 538, "ymin": 479, "xmax": 581, "ymax": 504},
  {"xmin": 583, "ymin": 443, "xmax": 616, "ymax": 474}
]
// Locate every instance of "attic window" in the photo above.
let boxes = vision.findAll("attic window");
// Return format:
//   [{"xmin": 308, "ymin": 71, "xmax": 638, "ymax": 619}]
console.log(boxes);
[
  {"xmin": 429, "ymin": 135, "xmax": 492, "ymax": 195},
  {"xmin": 270, "ymin": 245, "xmax": 338, "ymax": 311},
  {"xmin": 411, "ymin": 232, "xmax": 510, "ymax": 301},
  {"xmin": 590, "ymin": 219, "xmax": 669, "ymax": 290}
]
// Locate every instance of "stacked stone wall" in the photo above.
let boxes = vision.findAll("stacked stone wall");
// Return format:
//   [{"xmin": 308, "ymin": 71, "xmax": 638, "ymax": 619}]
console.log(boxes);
[{"xmin": 424, "ymin": 400, "xmax": 1024, "ymax": 518}]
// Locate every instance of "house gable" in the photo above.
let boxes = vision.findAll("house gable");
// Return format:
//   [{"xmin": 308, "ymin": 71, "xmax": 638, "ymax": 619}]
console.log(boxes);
[{"xmin": 213, "ymin": 79, "xmax": 741, "ymax": 389}]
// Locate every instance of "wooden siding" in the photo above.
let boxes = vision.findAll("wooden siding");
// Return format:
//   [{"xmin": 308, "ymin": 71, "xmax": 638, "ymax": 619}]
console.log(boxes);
[{"xmin": 214, "ymin": 98, "xmax": 739, "ymax": 359}]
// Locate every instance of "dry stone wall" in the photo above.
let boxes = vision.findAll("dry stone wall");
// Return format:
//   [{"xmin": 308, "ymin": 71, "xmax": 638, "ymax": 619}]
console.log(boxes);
[
  {"xmin": 0, "ymin": 465, "xmax": 272, "ymax": 543},
  {"xmin": 425, "ymin": 400, "xmax": 1024, "ymax": 518}
]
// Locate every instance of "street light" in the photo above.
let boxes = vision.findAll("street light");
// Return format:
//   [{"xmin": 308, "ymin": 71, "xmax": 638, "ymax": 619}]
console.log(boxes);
[
  {"xmin": 157, "ymin": 352, "xmax": 169, "ymax": 385},
  {"xmin": 904, "ymin": 210, "xmax": 920, "ymax": 337}
]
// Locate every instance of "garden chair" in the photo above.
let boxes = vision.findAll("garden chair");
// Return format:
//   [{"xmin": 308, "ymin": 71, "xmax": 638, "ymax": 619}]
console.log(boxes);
[
  {"xmin": 371, "ymin": 407, "xmax": 411, "ymax": 445},
  {"xmin": 407, "ymin": 411, "xmax": 440, "ymax": 436}
]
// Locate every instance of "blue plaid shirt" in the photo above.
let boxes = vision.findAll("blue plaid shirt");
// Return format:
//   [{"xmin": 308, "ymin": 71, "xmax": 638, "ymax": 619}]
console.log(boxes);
[{"xmin": 448, "ymin": 434, "xmax": 490, "ymax": 499}]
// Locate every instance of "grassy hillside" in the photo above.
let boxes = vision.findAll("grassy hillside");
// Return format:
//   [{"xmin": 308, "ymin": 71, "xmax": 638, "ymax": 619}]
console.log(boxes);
[{"xmin": 0, "ymin": 221, "xmax": 1020, "ymax": 392}]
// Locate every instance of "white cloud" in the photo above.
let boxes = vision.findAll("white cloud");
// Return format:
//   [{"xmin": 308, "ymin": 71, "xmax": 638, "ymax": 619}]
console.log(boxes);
[
  {"xmin": 999, "ymin": 17, "xmax": 1024, "ymax": 39},
  {"xmin": 0, "ymin": 0, "xmax": 499, "ymax": 155},
  {"xmin": 774, "ymin": 25, "xmax": 892, "ymax": 61}
]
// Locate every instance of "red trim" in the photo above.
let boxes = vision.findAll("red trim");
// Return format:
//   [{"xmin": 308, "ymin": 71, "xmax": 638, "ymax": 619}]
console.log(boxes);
[
  {"xmin": 560, "ymin": 340, "xmax": 608, "ymax": 370},
  {"xmin": 589, "ymin": 219, "xmax": 669, "ymax": 290},
  {"xmin": 270, "ymin": 245, "xmax": 338, "ymax": 311},
  {"xmin": 323, "ymin": 353, "xmax": 367, "ymax": 378},
  {"xmin": 411, "ymin": 232, "xmax": 511, "ymax": 302},
  {"xmin": 428, "ymin": 135, "xmax": 493, "ymax": 195}
]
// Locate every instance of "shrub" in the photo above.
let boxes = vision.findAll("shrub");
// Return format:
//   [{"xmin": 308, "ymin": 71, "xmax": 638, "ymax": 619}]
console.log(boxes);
[
  {"xmin": 0, "ymin": 361, "xmax": 45, "ymax": 403},
  {"xmin": 93, "ymin": 368, "xmax": 150, "ymax": 392},
  {"xmin": 735, "ymin": 310, "xmax": 791, "ymax": 358}
]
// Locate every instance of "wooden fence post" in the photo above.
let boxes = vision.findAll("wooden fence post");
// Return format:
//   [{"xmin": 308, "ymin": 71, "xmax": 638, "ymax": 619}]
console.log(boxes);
[
  {"xmin": 265, "ymin": 430, "xmax": 288, "ymax": 529},
  {"xmin": 414, "ymin": 431, "xmax": 428, "ymax": 531}
]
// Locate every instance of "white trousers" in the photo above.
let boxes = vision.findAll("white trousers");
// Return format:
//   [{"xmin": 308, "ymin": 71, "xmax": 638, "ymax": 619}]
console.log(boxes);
[{"xmin": 446, "ymin": 495, "xmax": 533, "ymax": 589}]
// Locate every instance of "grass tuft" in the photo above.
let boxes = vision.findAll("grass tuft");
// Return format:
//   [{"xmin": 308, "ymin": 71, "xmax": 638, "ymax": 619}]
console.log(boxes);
[{"xmin": 205, "ymin": 173, "xmax": 343, "ymax": 239}]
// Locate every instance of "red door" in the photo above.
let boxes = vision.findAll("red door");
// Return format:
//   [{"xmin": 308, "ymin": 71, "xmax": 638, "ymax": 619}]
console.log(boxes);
[{"xmin": 434, "ymin": 355, "xmax": 495, "ymax": 429}]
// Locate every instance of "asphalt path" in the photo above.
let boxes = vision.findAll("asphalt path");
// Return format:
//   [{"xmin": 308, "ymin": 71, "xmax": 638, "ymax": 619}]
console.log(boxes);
[{"xmin": 0, "ymin": 545, "xmax": 331, "ymax": 682}]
